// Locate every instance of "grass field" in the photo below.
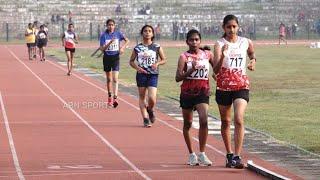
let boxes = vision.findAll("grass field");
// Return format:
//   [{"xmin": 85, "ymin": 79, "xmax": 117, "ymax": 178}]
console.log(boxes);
[{"xmin": 47, "ymin": 44, "xmax": 320, "ymax": 154}]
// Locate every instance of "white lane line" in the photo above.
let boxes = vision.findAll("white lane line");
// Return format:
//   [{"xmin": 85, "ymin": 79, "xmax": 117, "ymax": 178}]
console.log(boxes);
[
  {"xmin": 47, "ymin": 59, "xmax": 225, "ymax": 156},
  {"xmin": 6, "ymin": 47, "xmax": 151, "ymax": 180},
  {"xmin": 0, "ymin": 92, "xmax": 25, "ymax": 180}
]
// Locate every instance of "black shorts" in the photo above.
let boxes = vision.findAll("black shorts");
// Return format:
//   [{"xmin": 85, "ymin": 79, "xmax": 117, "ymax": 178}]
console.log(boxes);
[
  {"xmin": 215, "ymin": 89, "xmax": 249, "ymax": 106},
  {"xmin": 65, "ymin": 48, "xmax": 75, "ymax": 53},
  {"xmin": 103, "ymin": 55, "xmax": 120, "ymax": 72},
  {"xmin": 37, "ymin": 40, "xmax": 47, "ymax": 48},
  {"xmin": 26, "ymin": 43, "xmax": 35, "ymax": 48},
  {"xmin": 180, "ymin": 94, "xmax": 209, "ymax": 110}
]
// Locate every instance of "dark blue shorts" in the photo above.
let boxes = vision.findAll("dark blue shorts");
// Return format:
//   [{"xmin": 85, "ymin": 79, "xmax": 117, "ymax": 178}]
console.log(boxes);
[
  {"xmin": 136, "ymin": 73, "xmax": 158, "ymax": 87},
  {"xmin": 103, "ymin": 55, "xmax": 120, "ymax": 72}
]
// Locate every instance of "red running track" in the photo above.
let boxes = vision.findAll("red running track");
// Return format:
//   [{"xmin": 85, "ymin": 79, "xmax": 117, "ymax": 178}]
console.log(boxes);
[{"xmin": 0, "ymin": 45, "xmax": 301, "ymax": 180}]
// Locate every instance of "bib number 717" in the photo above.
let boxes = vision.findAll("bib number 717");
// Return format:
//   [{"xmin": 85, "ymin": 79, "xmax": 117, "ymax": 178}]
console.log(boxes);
[{"xmin": 229, "ymin": 57, "xmax": 243, "ymax": 67}]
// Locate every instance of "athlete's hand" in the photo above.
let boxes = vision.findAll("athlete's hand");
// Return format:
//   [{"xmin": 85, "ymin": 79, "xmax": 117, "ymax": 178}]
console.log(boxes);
[
  {"xmin": 119, "ymin": 47, "xmax": 125, "ymax": 55},
  {"xmin": 191, "ymin": 60, "xmax": 198, "ymax": 71},
  {"xmin": 247, "ymin": 59, "xmax": 256, "ymax": 71},
  {"xmin": 151, "ymin": 64, "xmax": 157, "ymax": 70},
  {"xmin": 222, "ymin": 44, "xmax": 229, "ymax": 57},
  {"xmin": 137, "ymin": 67, "xmax": 148, "ymax": 74}
]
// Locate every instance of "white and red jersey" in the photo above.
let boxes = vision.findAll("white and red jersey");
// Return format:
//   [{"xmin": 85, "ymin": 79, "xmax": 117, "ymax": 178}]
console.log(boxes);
[
  {"xmin": 180, "ymin": 50, "xmax": 212, "ymax": 97},
  {"xmin": 64, "ymin": 31, "xmax": 76, "ymax": 49},
  {"xmin": 216, "ymin": 36, "xmax": 250, "ymax": 91}
]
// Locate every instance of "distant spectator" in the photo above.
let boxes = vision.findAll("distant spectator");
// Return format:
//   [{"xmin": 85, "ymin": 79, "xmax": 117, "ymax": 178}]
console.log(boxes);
[
  {"xmin": 297, "ymin": 11, "xmax": 305, "ymax": 22},
  {"xmin": 155, "ymin": 23, "xmax": 161, "ymax": 41},
  {"xmin": 278, "ymin": 22, "xmax": 287, "ymax": 45},
  {"xmin": 145, "ymin": 4, "xmax": 151, "ymax": 15},
  {"xmin": 173, "ymin": 22, "xmax": 178, "ymax": 40},
  {"xmin": 51, "ymin": 15, "xmax": 55, "ymax": 24},
  {"xmin": 115, "ymin": 4, "xmax": 121, "ymax": 14},
  {"xmin": 291, "ymin": 23, "xmax": 297, "ymax": 39},
  {"xmin": 178, "ymin": 23, "xmax": 184, "ymax": 40},
  {"xmin": 68, "ymin": 10, "xmax": 73, "ymax": 23}
]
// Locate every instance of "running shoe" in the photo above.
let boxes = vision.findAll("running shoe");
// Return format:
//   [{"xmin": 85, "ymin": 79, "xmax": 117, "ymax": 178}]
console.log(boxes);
[
  {"xmin": 198, "ymin": 152, "xmax": 212, "ymax": 166},
  {"xmin": 107, "ymin": 97, "xmax": 113, "ymax": 107},
  {"xmin": 113, "ymin": 98, "xmax": 118, "ymax": 108},
  {"xmin": 143, "ymin": 118, "xmax": 152, "ymax": 128},
  {"xmin": 187, "ymin": 153, "xmax": 199, "ymax": 166},
  {"xmin": 226, "ymin": 153, "xmax": 234, "ymax": 168},
  {"xmin": 147, "ymin": 107, "xmax": 155, "ymax": 123},
  {"xmin": 232, "ymin": 155, "xmax": 245, "ymax": 169}
]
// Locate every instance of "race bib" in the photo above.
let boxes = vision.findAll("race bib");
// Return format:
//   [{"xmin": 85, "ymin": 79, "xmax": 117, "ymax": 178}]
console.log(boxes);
[
  {"xmin": 225, "ymin": 48, "xmax": 245, "ymax": 69},
  {"xmin": 137, "ymin": 50, "xmax": 157, "ymax": 67},
  {"xmin": 105, "ymin": 39, "xmax": 119, "ymax": 51},
  {"xmin": 187, "ymin": 57, "xmax": 210, "ymax": 80}
]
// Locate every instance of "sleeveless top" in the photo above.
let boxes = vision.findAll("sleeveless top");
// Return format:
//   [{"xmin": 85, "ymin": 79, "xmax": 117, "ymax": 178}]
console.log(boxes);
[
  {"xmin": 64, "ymin": 31, "xmax": 76, "ymax": 49},
  {"xmin": 216, "ymin": 36, "xmax": 250, "ymax": 91},
  {"xmin": 25, "ymin": 28, "xmax": 35, "ymax": 43},
  {"xmin": 134, "ymin": 43, "xmax": 161, "ymax": 74},
  {"xmin": 180, "ymin": 50, "xmax": 211, "ymax": 97}
]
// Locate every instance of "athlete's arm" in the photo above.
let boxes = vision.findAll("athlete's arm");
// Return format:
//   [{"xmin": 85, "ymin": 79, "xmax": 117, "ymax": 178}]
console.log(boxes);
[
  {"xmin": 119, "ymin": 37, "xmax": 130, "ymax": 54},
  {"xmin": 74, "ymin": 33, "xmax": 79, "ymax": 44},
  {"xmin": 61, "ymin": 33, "xmax": 65, "ymax": 46},
  {"xmin": 175, "ymin": 55, "xmax": 196, "ymax": 82},
  {"xmin": 213, "ymin": 42, "xmax": 225, "ymax": 74},
  {"xmin": 100, "ymin": 37, "xmax": 115, "ymax": 51},
  {"xmin": 247, "ymin": 39, "xmax": 256, "ymax": 71},
  {"xmin": 151, "ymin": 47, "xmax": 166, "ymax": 70},
  {"xmin": 129, "ymin": 50, "xmax": 147, "ymax": 74}
]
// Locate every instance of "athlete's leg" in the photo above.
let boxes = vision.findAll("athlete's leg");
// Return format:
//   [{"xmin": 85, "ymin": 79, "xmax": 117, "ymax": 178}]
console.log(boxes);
[
  {"xmin": 147, "ymin": 87, "xmax": 157, "ymax": 111},
  {"xmin": 218, "ymin": 104, "xmax": 233, "ymax": 153},
  {"xmin": 138, "ymin": 87, "xmax": 148, "ymax": 119},
  {"xmin": 182, "ymin": 108, "xmax": 194, "ymax": 153},
  {"xmin": 195, "ymin": 103, "xmax": 209, "ymax": 152},
  {"xmin": 66, "ymin": 51, "xmax": 72, "ymax": 74},
  {"xmin": 233, "ymin": 98, "xmax": 247, "ymax": 156},
  {"xmin": 112, "ymin": 71, "xmax": 119, "ymax": 97}
]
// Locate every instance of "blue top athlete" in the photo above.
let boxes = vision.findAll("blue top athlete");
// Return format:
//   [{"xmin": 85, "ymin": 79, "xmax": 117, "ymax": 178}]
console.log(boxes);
[{"xmin": 99, "ymin": 19, "xmax": 129, "ymax": 108}]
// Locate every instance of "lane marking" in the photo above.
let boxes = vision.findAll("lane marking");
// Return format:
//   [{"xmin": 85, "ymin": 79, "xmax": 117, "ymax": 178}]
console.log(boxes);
[
  {"xmin": 6, "ymin": 47, "xmax": 151, "ymax": 180},
  {"xmin": 0, "ymin": 92, "xmax": 25, "ymax": 180}
]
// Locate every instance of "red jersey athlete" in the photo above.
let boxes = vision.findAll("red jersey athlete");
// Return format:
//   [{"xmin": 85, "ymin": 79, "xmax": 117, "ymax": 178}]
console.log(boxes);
[{"xmin": 175, "ymin": 29, "xmax": 216, "ymax": 166}]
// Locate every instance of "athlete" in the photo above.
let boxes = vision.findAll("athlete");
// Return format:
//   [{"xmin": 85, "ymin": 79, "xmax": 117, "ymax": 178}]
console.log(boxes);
[
  {"xmin": 36, "ymin": 25, "xmax": 48, "ymax": 61},
  {"xmin": 213, "ymin": 14, "xmax": 256, "ymax": 169},
  {"xmin": 61, "ymin": 23, "xmax": 78, "ymax": 76},
  {"xmin": 129, "ymin": 25, "xmax": 166, "ymax": 127},
  {"xmin": 175, "ymin": 29, "xmax": 216, "ymax": 166},
  {"xmin": 25, "ymin": 23, "xmax": 36, "ymax": 60},
  {"xmin": 100, "ymin": 19, "xmax": 129, "ymax": 108}
]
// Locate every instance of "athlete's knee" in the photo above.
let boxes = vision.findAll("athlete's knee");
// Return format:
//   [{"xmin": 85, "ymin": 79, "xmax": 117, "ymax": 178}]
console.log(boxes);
[
  {"xmin": 234, "ymin": 118, "xmax": 244, "ymax": 127},
  {"xmin": 221, "ymin": 119, "xmax": 231, "ymax": 129},
  {"xmin": 199, "ymin": 120, "xmax": 208, "ymax": 129},
  {"xmin": 106, "ymin": 78, "xmax": 112, "ymax": 83},
  {"xmin": 183, "ymin": 120, "xmax": 192, "ymax": 130}
]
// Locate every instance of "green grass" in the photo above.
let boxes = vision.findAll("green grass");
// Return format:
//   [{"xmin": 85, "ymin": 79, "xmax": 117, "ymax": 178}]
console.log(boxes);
[{"xmin": 47, "ymin": 45, "xmax": 320, "ymax": 154}]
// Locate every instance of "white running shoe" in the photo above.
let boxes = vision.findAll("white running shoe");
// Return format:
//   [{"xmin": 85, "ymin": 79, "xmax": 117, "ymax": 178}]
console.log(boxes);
[
  {"xmin": 187, "ymin": 153, "xmax": 199, "ymax": 166},
  {"xmin": 198, "ymin": 152, "xmax": 212, "ymax": 166}
]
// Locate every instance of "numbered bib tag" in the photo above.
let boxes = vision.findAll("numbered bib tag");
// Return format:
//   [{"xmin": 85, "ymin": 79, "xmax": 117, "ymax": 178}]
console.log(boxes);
[
  {"xmin": 226, "ymin": 49, "xmax": 245, "ymax": 69},
  {"xmin": 137, "ymin": 50, "xmax": 157, "ymax": 68},
  {"xmin": 105, "ymin": 39, "xmax": 119, "ymax": 51},
  {"xmin": 187, "ymin": 58, "xmax": 209, "ymax": 80}
]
